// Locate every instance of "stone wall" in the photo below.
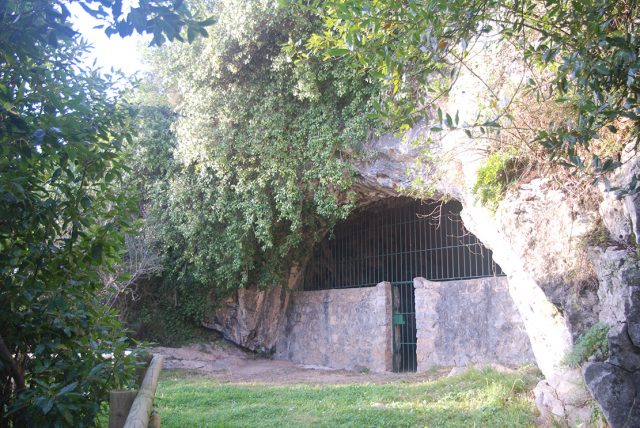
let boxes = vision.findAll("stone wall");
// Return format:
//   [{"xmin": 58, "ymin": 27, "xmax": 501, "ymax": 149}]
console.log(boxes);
[
  {"xmin": 414, "ymin": 276, "xmax": 535, "ymax": 369},
  {"xmin": 274, "ymin": 282, "xmax": 392, "ymax": 372},
  {"xmin": 274, "ymin": 277, "xmax": 534, "ymax": 373}
]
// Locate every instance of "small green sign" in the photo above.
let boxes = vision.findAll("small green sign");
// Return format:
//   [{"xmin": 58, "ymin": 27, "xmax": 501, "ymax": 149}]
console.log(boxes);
[{"xmin": 393, "ymin": 313, "xmax": 406, "ymax": 325}]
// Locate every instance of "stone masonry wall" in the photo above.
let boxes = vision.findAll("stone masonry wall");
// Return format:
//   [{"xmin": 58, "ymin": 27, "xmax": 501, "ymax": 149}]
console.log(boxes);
[
  {"xmin": 274, "ymin": 282, "xmax": 392, "ymax": 372},
  {"xmin": 414, "ymin": 276, "xmax": 535, "ymax": 370}
]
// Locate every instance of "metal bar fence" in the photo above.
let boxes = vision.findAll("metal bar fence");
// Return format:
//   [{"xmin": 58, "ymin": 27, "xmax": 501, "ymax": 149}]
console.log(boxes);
[{"xmin": 303, "ymin": 198, "xmax": 504, "ymax": 291}]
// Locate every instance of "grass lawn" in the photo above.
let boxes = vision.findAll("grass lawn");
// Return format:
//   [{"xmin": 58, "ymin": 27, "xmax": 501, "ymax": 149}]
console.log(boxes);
[{"xmin": 154, "ymin": 367, "xmax": 539, "ymax": 427}]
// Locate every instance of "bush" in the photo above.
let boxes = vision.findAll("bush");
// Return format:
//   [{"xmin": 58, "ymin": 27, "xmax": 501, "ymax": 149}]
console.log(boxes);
[
  {"xmin": 132, "ymin": 0, "xmax": 381, "ymax": 301},
  {"xmin": 125, "ymin": 277, "xmax": 217, "ymax": 346},
  {"xmin": 0, "ymin": 1, "xmax": 210, "ymax": 425},
  {"xmin": 472, "ymin": 150, "xmax": 525, "ymax": 212},
  {"xmin": 563, "ymin": 323, "xmax": 610, "ymax": 368}
]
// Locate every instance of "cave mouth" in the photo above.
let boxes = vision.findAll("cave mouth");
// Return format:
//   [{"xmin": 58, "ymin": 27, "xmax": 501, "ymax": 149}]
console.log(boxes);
[{"xmin": 302, "ymin": 197, "xmax": 504, "ymax": 291}]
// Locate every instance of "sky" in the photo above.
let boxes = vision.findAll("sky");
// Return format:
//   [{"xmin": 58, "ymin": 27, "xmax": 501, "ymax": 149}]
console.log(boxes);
[{"xmin": 68, "ymin": 3, "xmax": 150, "ymax": 76}]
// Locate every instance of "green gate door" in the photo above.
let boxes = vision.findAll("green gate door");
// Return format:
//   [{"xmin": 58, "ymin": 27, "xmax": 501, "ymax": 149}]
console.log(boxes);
[{"xmin": 392, "ymin": 281, "xmax": 417, "ymax": 372}]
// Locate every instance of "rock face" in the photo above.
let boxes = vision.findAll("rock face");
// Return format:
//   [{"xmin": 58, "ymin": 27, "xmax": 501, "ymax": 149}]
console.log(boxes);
[
  {"xmin": 349, "ymin": 38, "xmax": 640, "ymax": 424},
  {"xmin": 584, "ymin": 151, "xmax": 640, "ymax": 427},
  {"xmin": 359, "ymin": 121, "xmax": 590, "ymax": 378},
  {"xmin": 202, "ymin": 266, "xmax": 303, "ymax": 352},
  {"xmin": 203, "ymin": 283, "xmax": 288, "ymax": 352},
  {"xmin": 357, "ymin": 123, "xmax": 640, "ymax": 425},
  {"xmin": 584, "ymin": 361, "xmax": 640, "ymax": 427},
  {"xmin": 582, "ymin": 247, "xmax": 640, "ymax": 428},
  {"xmin": 413, "ymin": 277, "xmax": 534, "ymax": 369},
  {"xmin": 533, "ymin": 370, "xmax": 593, "ymax": 425}
]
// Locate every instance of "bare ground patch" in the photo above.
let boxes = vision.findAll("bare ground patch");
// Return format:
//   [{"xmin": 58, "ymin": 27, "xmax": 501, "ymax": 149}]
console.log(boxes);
[{"xmin": 153, "ymin": 339, "xmax": 452, "ymax": 385}]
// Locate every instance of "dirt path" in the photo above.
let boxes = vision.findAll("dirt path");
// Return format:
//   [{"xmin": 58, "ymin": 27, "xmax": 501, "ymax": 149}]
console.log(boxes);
[{"xmin": 153, "ymin": 339, "xmax": 450, "ymax": 385}]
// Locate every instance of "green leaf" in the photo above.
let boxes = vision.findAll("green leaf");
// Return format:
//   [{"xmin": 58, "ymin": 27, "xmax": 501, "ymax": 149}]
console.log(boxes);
[
  {"xmin": 80, "ymin": 196, "xmax": 92, "ymax": 209},
  {"xmin": 187, "ymin": 26, "xmax": 197, "ymax": 43},
  {"xmin": 90, "ymin": 242, "xmax": 103, "ymax": 261},
  {"xmin": 445, "ymin": 113, "xmax": 453, "ymax": 128},
  {"xmin": 62, "ymin": 408, "xmax": 74, "ymax": 425},
  {"xmin": 38, "ymin": 398, "xmax": 54, "ymax": 415},
  {"xmin": 199, "ymin": 17, "xmax": 217, "ymax": 26},
  {"xmin": 370, "ymin": 69, "xmax": 385, "ymax": 79},
  {"xmin": 594, "ymin": 63, "xmax": 609, "ymax": 75},
  {"xmin": 57, "ymin": 382, "xmax": 78, "ymax": 396},
  {"xmin": 328, "ymin": 48, "xmax": 350, "ymax": 56},
  {"xmin": 50, "ymin": 168, "xmax": 62, "ymax": 183}
]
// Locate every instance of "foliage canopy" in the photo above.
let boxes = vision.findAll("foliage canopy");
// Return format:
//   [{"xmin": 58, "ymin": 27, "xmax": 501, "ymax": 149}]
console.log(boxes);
[
  {"xmin": 134, "ymin": 0, "xmax": 380, "ymax": 302},
  {"xmin": 302, "ymin": 0, "xmax": 640, "ymax": 192},
  {"xmin": 0, "ymin": 0, "xmax": 210, "ymax": 425}
]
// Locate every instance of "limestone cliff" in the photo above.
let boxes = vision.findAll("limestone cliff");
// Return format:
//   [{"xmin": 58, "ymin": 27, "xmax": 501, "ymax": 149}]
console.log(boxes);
[{"xmin": 352, "ymin": 40, "xmax": 640, "ymax": 426}]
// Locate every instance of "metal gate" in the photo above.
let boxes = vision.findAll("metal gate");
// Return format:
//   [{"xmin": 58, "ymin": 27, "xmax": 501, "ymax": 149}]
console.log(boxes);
[{"xmin": 392, "ymin": 281, "xmax": 417, "ymax": 372}]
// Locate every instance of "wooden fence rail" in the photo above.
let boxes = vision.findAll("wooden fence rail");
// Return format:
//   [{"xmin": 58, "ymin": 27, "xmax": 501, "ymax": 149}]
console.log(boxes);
[{"xmin": 109, "ymin": 353, "xmax": 164, "ymax": 428}]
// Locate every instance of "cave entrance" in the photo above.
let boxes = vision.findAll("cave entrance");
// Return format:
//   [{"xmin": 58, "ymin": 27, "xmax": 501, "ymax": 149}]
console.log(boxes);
[
  {"xmin": 302, "ymin": 197, "xmax": 504, "ymax": 372},
  {"xmin": 303, "ymin": 197, "xmax": 503, "ymax": 290}
]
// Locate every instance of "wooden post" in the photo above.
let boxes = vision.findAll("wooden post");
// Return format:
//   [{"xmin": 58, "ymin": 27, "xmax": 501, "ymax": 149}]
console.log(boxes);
[
  {"xmin": 136, "ymin": 354, "xmax": 153, "ymax": 387},
  {"xmin": 135, "ymin": 366, "xmax": 147, "ymax": 388},
  {"xmin": 109, "ymin": 390, "xmax": 138, "ymax": 428},
  {"xmin": 149, "ymin": 413, "xmax": 161, "ymax": 428},
  {"xmin": 123, "ymin": 354, "xmax": 164, "ymax": 428}
]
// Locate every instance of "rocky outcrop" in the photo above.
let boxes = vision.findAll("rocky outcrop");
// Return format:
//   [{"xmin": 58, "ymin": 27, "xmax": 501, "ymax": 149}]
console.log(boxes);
[
  {"xmin": 583, "ymin": 362, "xmax": 640, "ymax": 428},
  {"xmin": 357, "ymin": 124, "xmax": 599, "ymax": 424},
  {"xmin": 202, "ymin": 265, "xmax": 303, "ymax": 352},
  {"xmin": 583, "ymin": 246, "xmax": 640, "ymax": 427},
  {"xmin": 581, "ymin": 147, "xmax": 640, "ymax": 427},
  {"xmin": 350, "ymin": 34, "xmax": 640, "ymax": 422},
  {"xmin": 357, "ymin": 121, "xmax": 640, "ymax": 425},
  {"xmin": 533, "ymin": 370, "xmax": 593, "ymax": 425},
  {"xmin": 203, "ymin": 283, "xmax": 288, "ymax": 352}
]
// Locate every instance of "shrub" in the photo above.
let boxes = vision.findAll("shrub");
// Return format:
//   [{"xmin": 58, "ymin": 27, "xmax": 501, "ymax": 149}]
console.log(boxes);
[
  {"xmin": 472, "ymin": 150, "xmax": 525, "ymax": 212},
  {"xmin": 0, "ymin": 1, "xmax": 210, "ymax": 425},
  {"xmin": 563, "ymin": 323, "xmax": 610, "ymax": 368},
  {"xmin": 133, "ymin": 0, "xmax": 382, "ymax": 300}
]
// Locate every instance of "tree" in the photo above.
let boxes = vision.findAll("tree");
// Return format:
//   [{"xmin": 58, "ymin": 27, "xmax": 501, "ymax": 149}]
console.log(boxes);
[
  {"xmin": 301, "ymin": 0, "xmax": 640, "ymax": 192},
  {"xmin": 120, "ymin": 0, "xmax": 381, "ymax": 336},
  {"xmin": 0, "ymin": 1, "xmax": 210, "ymax": 425}
]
